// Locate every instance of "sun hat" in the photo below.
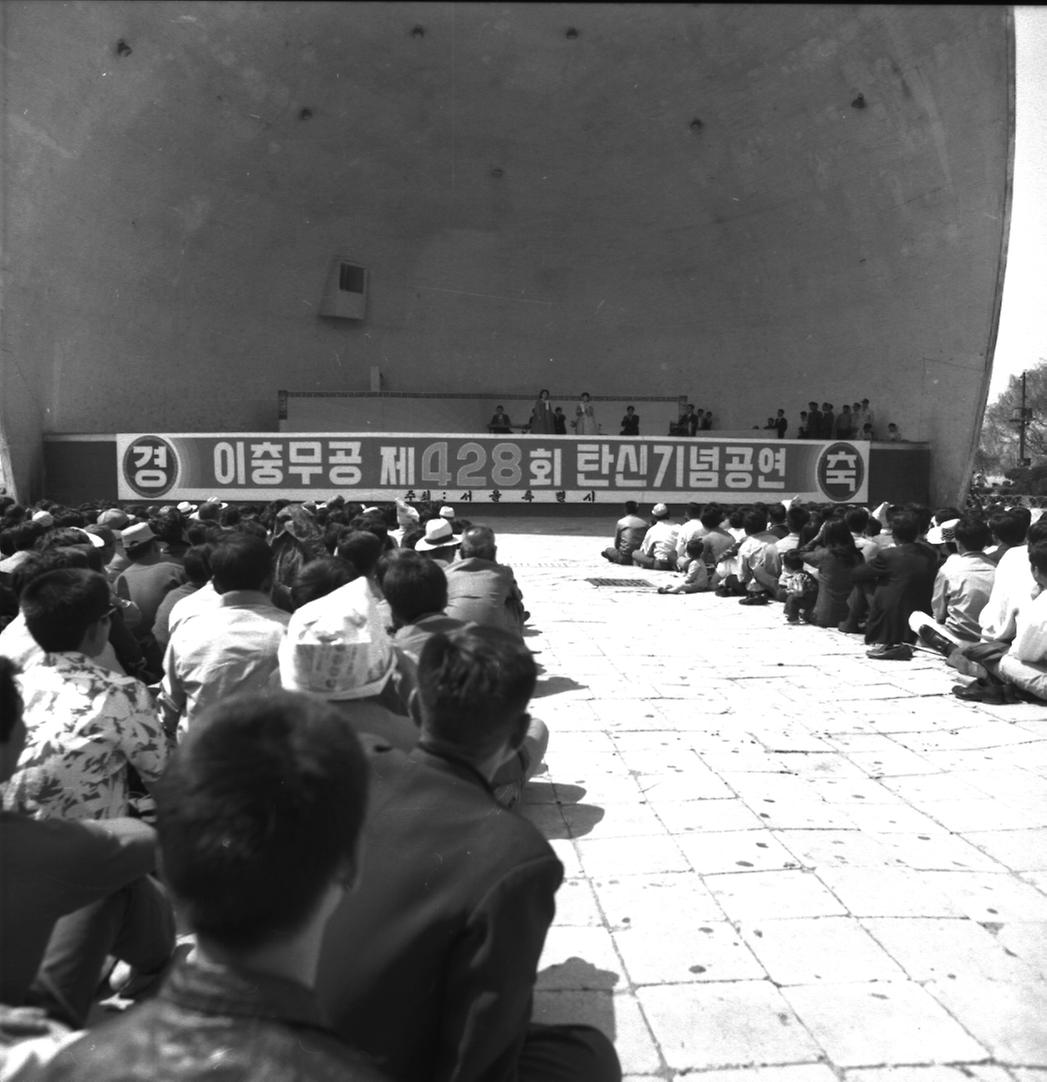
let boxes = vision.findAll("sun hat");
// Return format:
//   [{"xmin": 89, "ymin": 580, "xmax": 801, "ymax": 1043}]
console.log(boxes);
[
  {"xmin": 926, "ymin": 518, "xmax": 960, "ymax": 545},
  {"xmin": 439, "ymin": 506, "xmax": 456, "ymax": 521},
  {"xmin": 414, "ymin": 518, "xmax": 458, "ymax": 551},
  {"xmin": 121, "ymin": 522, "xmax": 155, "ymax": 548},
  {"xmin": 651, "ymin": 503, "xmax": 669, "ymax": 519},
  {"xmin": 278, "ymin": 578, "xmax": 396, "ymax": 701},
  {"xmin": 395, "ymin": 499, "xmax": 421, "ymax": 528},
  {"xmin": 176, "ymin": 501, "xmax": 197, "ymax": 515}
]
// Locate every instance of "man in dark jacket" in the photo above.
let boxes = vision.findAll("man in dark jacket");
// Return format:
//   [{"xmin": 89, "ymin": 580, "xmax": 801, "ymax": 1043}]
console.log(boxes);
[
  {"xmin": 316, "ymin": 627, "xmax": 620, "ymax": 1082},
  {"xmin": 854, "ymin": 511, "xmax": 938, "ymax": 660}
]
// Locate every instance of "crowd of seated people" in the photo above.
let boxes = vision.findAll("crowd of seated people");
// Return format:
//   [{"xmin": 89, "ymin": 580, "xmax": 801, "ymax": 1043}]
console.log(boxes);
[
  {"xmin": 0, "ymin": 492, "xmax": 620, "ymax": 1081},
  {"xmin": 600, "ymin": 494, "xmax": 1047, "ymax": 699}
]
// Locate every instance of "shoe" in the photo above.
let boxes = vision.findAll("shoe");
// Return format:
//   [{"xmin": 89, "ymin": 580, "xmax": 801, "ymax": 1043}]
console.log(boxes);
[
  {"xmin": 838, "ymin": 621, "xmax": 863, "ymax": 634},
  {"xmin": 786, "ymin": 616, "xmax": 800, "ymax": 625},
  {"xmin": 952, "ymin": 680, "xmax": 1005, "ymax": 703},
  {"xmin": 918, "ymin": 625, "xmax": 955, "ymax": 657},
  {"xmin": 866, "ymin": 643, "xmax": 913, "ymax": 661},
  {"xmin": 739, "ymin": 594, "xmax": 769, "ymax": 606}
]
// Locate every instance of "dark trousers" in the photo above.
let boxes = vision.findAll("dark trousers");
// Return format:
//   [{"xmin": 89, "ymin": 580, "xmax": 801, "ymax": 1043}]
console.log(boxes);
[
  {"xmin": 29, "ymin": 876, "xmax": 175, "ymax": 1028},
  {"xmin": 519, "ymin": 1022, "xmax": 621, "ymax": 1082}
]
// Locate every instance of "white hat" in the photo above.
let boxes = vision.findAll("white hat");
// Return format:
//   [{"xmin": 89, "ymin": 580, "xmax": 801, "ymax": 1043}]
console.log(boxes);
[
  {"xmin": 121, "ymin": 522, "xmax": 155, "ymax": 548},
  {"xmin": 415, "ymin": 518, "xmax": 458, "ymax": 551},
  {"xmin": 72, "ymin": 527, "xmax": 105, "ymax": 549},
  {"xmin": 439, "ymin": 506, "xmax": 456, "ymax": 521},
  {"xmin": 176, "ymin": 501, "xmax": 198, "ymax": 514},
  {"xmin": 651, "ymin": 503, "xmax": 669, "ymax": 519},
  {"xmin": 783, "ymin": 495, "xmax": 800, "ymax": 511},
  {"xmin": 279, "ymin": 578, "xmax": 396, "ymax": 701},
  {"xmin": 926, "ymin": 518, "xmax": 959, "ymax": 545},
  {"xmin": 31, "ymin": 510, "xmax": 54, "ymax": 527},
  {"xmin": 871, "ymin": 501, "xmax": 891, "ymax": 527}
]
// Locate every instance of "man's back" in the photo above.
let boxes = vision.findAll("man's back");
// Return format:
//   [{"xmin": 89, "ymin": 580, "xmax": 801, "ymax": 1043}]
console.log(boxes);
[
  {"xmin": 161, "ymin": 591, "xmax": 290, "ymax": 731},
  {"xmin": 316, "ymin": 743, "xmax": 563, "ymax": 1082},
  {"xmin": 444, "ymin": 558, "xmax": 523, "ymax": 633},
  {"xmin": 40, "ymin": 956, "xmax": 389, "ymax": 1082},
  {"xmin": 115, "ymin": 557, "xmax": 185, "ymax": 635}
]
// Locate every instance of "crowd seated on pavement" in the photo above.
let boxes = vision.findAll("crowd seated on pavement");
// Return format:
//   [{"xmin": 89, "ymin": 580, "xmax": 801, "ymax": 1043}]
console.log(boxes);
[
  {"xmin": 599, "ymin": 490, "xmax": 1047, "ymax": 701},
  {"xmin": 0, "ymin": 491, "xmax": 617, "ymax": 1081},
  {"xmin": 2, "ymin": 476, "xmax": 1045, "ymax": 1075}
]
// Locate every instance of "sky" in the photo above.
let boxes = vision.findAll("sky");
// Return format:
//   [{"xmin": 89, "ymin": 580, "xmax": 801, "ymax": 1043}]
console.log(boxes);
[{"xmin": 988, "ymin": 7, "xmax": 1047, "ymax": 403}]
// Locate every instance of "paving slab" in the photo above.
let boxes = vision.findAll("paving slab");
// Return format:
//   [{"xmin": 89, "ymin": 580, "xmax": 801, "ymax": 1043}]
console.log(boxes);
[{"xmin": 496, "ymin": 517, "xmax": 1047, "ymax": 1078}]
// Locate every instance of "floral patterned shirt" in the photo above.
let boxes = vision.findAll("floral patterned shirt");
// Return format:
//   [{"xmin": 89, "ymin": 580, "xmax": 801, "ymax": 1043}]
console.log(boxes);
[{"xmin": 0, "ymin": 651, "xmax": 170, "ymax": 821}]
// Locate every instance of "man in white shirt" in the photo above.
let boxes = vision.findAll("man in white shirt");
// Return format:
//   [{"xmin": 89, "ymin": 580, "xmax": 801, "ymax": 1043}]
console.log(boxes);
[
  {"xmin": 632, "ymin": 504, "xmax": 678, "ymax": 571},
  {"xmin": 159, "ymin": 535, "xmax": 289, "ymax": 737}
]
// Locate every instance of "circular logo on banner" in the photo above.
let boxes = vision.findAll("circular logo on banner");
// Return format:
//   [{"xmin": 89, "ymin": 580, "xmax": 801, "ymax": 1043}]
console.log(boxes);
[
  {"xmin": 122, "ymin": 436, "xmax": 179, "ymax": 498},
  {"xmin": 816, "ymin": 441, "xmax": 864, "ymax": 502}
]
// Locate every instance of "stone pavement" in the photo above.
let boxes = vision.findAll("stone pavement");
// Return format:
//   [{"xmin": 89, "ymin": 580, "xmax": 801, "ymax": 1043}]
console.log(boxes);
[{"xmin": 491, "ymin": 516, "xmax": 1047, "ymax": 1082}]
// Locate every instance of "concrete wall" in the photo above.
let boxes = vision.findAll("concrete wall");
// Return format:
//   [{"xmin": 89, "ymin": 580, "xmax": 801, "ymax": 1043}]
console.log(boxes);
[{"xmin": 1, "ymin": 3, "xmax": 1012, "ymax": 503}]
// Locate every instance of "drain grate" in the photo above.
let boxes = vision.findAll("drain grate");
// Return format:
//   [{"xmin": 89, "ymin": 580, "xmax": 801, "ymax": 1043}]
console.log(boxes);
[{"xmin": 586, "ymin": 577, "xmax": 657, "ymax": 589}]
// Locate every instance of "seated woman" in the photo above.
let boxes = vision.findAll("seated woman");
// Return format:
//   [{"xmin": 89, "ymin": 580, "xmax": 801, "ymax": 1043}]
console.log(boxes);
[{"xmin": 800, "ymin": 519, "xmax": 863, "ymax": 628}]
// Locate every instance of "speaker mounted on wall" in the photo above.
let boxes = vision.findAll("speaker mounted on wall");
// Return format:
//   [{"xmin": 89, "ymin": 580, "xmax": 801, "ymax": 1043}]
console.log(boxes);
[{"xmin": 319, "ymin": 258, "xmax": 368, "ymax": 320}]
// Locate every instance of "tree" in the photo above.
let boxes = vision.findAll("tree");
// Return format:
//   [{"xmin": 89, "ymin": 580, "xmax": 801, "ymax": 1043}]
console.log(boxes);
[{"xmin": 978, "ymin": 362, "xmax": 1047, "ymax": 474}]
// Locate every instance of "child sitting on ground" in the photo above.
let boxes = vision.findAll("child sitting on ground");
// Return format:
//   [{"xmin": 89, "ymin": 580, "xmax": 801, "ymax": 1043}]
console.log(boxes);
[
  {"xmin": 657, "ymin": 539, "xmax": 710, "ymax": 594},
  {"xmin": 779, "ymin": 549, "xmax": 818, "ymax": 624}
]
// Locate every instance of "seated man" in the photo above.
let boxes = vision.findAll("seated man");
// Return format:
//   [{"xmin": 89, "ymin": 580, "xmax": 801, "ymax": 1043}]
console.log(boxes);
[
  {"xmin": 159, "ymin": 534, "xmax": 290, "ymax": 736},
  {"xmin": 444, "ymin": 526, "xmax": 526, "ymax": 634},
  {"xmin": 316, "ymin": 627, "xmax": 620, "ymax": 1082},
  {"xmin": 113, "ymin": 523, "xmax": 185, "ymax": 641},
  {"xmin": 1, "ymin": 568, "xmax": 170, "ymax": 821},
  {"xmin": 279, "ymin": 577, "xmax": 419, "ymax": 752},
  {"xmin": 854, "ymin": 511, "xmax": 938, "ymax": 661},
  {"xmin": 673, "ymin": 503, "xmax": 705, "ymax": 571},
  {"xmin": 631, "ymin": 503, "xmax": 678, "ymax": 570},
  {"xmin": 600, "ymin": 501, "xmax": 649, "ymax": 565},
  {"xmin": 736, "ymin": 508, "xmax": 783, "ymax": 604},
  {"xmin": 380, "ymin": 549, "xmax": 466, "ymax": 706},
  {"xmin": 908, "ymin": 516, "xmax": 995, "ymax": 654},
  {"xmin": 35, "ymin": 690, "xmax": 386, "ymax": 1081},
  {"xmin": 953, "ymin": 541, "xmax": 1047, "ymax": 703},
  {"xmin": 0, "ymin": 656, "xmax": 172, "ymax": 1037}
]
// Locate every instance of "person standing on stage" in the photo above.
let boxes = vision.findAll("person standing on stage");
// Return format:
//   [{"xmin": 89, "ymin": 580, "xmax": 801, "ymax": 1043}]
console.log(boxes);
[
  {"xmin": 530, "ymin": 389, "xmax": 556, "ymax": 434},
  {"xmin": 574, "ymin": 393, "xmax": 599, "ymax": 435}
]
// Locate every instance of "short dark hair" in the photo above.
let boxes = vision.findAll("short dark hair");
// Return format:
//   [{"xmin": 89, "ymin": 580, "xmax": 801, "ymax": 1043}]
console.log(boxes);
[
  {"xmin": 210, "ymin": 535, "xmax": 273, "ymax": 593},
  {"xmin": 700, "ymin": 505, "xmax": 724, "ymax": 529},
  {"xmin": 1029, "ymin": 542, "xmax": 1047, "ymax": 577},
  {"xmin": 416, "ymin": 627, "xmax": 536, "ymax": 763},
  {"xmin": 890, "ymin": 511, "xmax": 920, "ymax": 544},
  {"xmin": 685, "ymin": 537, "xmax": 704, "ymax": 559},
  {"xmin": 743, "ymin": 509, "xmax": 768, "ymax": 535},
  {"xmin": 334, "ymin": 531, "xmax": 383, "ymax": 576},
  {"xmin": 459, "ymin": 526, "xmax": 497, "ymax": 562},
  {"xmin": 156, "ymin": 691, "xmax": 368, "ymax": 951},
  {"xmin": 624, "ymin": 501, "xmax": 639, "ymax": 515},
  {"xmin": 844, "ymin": 506, "xmax": 869, "ymax": 533},
  {"xmin": 291, "ymin": 557, "xmax": 358, "ymax": 610},
  {"xmin": 989, "ymin": 511, "xmax": 1027, "ymax": 547},
  {"xmin": 782, "ymin": 550, "xmax": 805, "ymax": 571},
  {"xmin": 1027, "ymin": 516, "xmax": 1047, "ymax": 547},
  {"xmin": 686, "ymin": 503, "xmax": 702, "ymax": 520},
  {"xmin": 21, "ymin": 568, "xmax": 111, "ymax": 651},
  {"xmin": 953, "ymin": 517, "xmax": 990, "ymax": 552},
  {"xmin": 786, "ymin": 506, "xmax": 811, "ymax": 533},
  {"xmin": 767, "ymin": 503, "xmax": 787, "ymax": 526},
  {"xmin": 182, "ymin": 545, "xmax": 213, "ymax": 587},
  {"xmin": 0, "ymin": 657, "xmax": 21, "ymax": 743},
  {"xmin": 380, "ymin": 549, "xmax": 447, "ymax": 626}
]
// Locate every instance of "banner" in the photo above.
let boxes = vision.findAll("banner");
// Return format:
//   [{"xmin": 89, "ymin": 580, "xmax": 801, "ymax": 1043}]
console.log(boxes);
[{"xmin": 116, "ymin": 433, "xmax": 869, "ymax": 505}]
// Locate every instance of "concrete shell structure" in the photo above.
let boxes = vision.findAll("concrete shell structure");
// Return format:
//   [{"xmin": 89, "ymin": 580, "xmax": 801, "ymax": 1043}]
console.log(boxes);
[{"xmin": 0, "ymin": 3, "xmax": 1012, "ymax": 503}]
